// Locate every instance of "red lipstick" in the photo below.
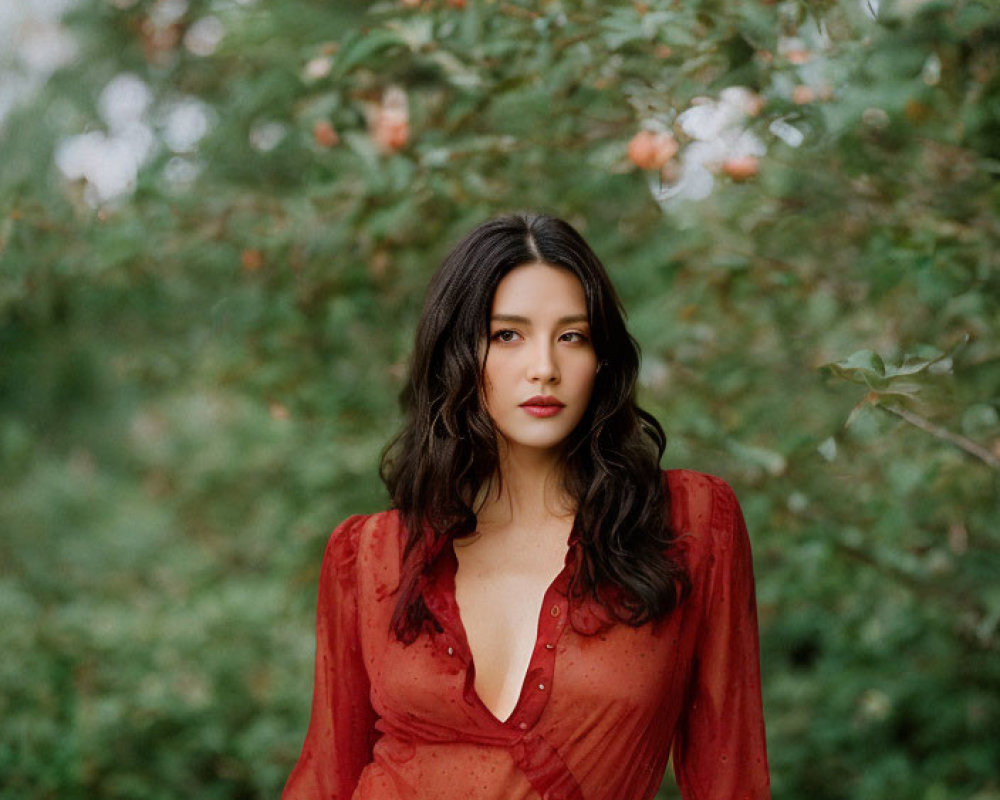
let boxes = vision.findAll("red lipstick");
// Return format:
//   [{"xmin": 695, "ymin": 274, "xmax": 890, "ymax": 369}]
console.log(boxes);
[{"xmin": 519, "ymin": 395, "xmax": 565, "ymax": 418}]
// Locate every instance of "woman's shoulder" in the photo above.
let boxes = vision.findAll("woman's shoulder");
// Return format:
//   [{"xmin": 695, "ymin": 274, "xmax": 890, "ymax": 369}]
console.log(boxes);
[
  {"xmin": 323, "ymin": 510, "xmax": 404, "ymax": 586},
  {"xmin": 660, "ymin": 468, "xmax": 747, "ymax": 563},
  {"xmin": 662, "ymin": 468, "xmax": 741, "ymax": 511},
  {"xmin": 326, "ymin": 509, "xmax": 402, "ymax": 555}
]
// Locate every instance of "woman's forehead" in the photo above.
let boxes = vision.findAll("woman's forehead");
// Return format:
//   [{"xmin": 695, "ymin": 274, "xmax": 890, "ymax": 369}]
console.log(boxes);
[{"xmin": 490, "ymin": 262, "xmax": 588, "ymax": 317}]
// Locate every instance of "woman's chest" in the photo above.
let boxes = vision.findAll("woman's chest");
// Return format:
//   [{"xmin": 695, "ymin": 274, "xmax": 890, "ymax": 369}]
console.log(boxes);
[
  {"xmin": 357, "ymin": 578, "xmax": 696, "ymax": 735},
  {"xmin": 452, "ymin": 541, "xmax": 570, "ymax": 722}
]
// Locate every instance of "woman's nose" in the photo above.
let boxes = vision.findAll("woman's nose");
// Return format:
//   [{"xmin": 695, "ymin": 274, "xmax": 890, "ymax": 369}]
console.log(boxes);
[{"xmin": 527, "ymin": 342, "xmax": 559, "ymax": 383}]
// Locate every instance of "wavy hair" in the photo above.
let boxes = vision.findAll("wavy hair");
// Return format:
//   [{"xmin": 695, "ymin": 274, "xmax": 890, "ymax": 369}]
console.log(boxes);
[{"xmin": 379, "ymin": 213, "xmax": 689, "ymax": 643}]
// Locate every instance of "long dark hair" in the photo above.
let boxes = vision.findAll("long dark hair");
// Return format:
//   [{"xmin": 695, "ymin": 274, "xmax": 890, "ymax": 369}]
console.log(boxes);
[{"xmin": 379, "ymin": 213, "xmax": 689, "ymax": 643}]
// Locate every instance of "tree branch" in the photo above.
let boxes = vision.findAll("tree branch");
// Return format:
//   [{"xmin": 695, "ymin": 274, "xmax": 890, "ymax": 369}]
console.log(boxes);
[{"xmin": 880, "ymin": 404, "xmax": 1000, "ymax": 470}]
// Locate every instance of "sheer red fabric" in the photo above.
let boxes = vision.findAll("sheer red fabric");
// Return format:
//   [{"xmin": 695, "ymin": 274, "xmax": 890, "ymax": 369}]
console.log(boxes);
[{"xmin": 283, "ymin": 469, "xmax": 770, "ymax": 800}]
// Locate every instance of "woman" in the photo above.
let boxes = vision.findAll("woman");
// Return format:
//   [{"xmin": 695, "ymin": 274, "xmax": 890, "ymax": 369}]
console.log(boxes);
[{"xmin": 283, "ymin": 214, "xmax": 770, "ymax": 800}]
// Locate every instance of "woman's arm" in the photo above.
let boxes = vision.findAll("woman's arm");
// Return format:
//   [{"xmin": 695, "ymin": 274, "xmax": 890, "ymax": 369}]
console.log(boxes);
[
  {"xmin": 282, "ymin": 515, "xmax": 378, "ymax": 799},
  {"xmin": 672, "ymin": 478, "xmax": 771, "ymax": 800}
]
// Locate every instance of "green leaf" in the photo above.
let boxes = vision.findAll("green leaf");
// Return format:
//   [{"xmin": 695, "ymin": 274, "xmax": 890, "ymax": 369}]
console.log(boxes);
[
  {"xmin": 335, "ymin": 28, "xmax": 407, "ymax": 75},
  {"xmin": 823, "ymin": 349, "xmax": 887, "ymax": 387}
]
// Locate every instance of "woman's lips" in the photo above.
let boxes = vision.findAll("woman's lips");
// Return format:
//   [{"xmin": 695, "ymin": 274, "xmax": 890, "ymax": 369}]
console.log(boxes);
[
  {"xmin": 521, "ymin": 404, "xmax": 563, "ymax": 418},
  {"xmin": 519, "ymin": 396, "xmax": 565, "ymax": 418}
]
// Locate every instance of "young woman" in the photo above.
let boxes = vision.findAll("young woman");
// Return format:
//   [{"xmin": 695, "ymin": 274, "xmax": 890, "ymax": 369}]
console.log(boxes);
[{"xmin": 283, "ymin": 214, "xmax": 770, "ymax": 800}]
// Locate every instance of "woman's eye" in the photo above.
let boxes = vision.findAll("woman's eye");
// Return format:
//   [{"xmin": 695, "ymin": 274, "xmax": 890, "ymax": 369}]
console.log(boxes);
[
  {"xmin": 560, "ymin": 331, "xmax": 590, "ymax": 344},
  {"xmin": 491, "ymin": 329, "xmax": 520, "ymax": 343}
]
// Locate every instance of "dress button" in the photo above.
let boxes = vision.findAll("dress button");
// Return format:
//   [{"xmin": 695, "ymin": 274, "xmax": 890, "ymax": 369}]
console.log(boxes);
[
  {"xmin": 550, "ymin": 605, "xmax": 560, "ymax": 617},
  {"xmin": 518, "ymin": 722, "xmax": 528, "ymax": 730},
  {"xmin": 544, "ymin": 643, "xmax": 554, "ymax": 650},
  {"xmin": 446, "ymin": 646, "xmax": 454, "ymax": 656},
  {"xmin": 538, "ymin": 683, "xmax": 545, "ymax": 690}
]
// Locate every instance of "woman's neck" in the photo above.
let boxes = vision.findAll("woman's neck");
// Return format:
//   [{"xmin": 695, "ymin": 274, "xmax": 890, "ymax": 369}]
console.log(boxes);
[{"xmin": 475, "ymin": 443, "xmax": 575, "ymax": 530}]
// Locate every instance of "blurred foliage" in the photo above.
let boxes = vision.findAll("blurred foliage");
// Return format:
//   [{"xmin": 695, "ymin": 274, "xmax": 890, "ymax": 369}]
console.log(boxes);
[{"xmin": 1, "ymin": 0, "xmax": 998, "ymax": 798}]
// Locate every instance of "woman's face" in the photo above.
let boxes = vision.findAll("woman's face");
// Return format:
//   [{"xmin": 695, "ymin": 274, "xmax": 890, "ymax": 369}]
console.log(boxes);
[{"xmin": 483, "ymin": 262, "xmax": 598, "ymax": 457}]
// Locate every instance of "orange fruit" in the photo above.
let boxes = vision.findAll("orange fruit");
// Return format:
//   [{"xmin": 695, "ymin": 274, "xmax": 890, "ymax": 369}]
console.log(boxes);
[
  {"xmin": 313, "ymin": 120, "xmax": 339, "ymax": 148},
  {"xmin": 722, "ymin": 156, "xmax": 759, "ymax": 181},
  {"xmin": 627, "ymin": 130, "xmax": 679, "ymax": 170}
]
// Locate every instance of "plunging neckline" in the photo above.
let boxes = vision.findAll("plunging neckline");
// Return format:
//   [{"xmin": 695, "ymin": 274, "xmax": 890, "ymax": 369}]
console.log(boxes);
[{"xmin": 444, "ymin": 530, "xmax": 576, "ymax": 726}]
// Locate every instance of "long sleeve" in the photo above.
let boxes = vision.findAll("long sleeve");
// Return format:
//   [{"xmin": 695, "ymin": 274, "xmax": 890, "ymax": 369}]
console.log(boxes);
[
  {"xmin": 283, "ymin": 514, "xmax": 378, "ymax": 800},
  {"xmin": 672, "ymin": 479, "xmax": 770, "ymax": 800}
]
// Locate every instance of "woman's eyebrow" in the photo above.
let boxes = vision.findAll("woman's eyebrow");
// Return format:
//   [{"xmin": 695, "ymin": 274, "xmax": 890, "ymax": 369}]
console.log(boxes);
[{"xmin": 490, "ymin": 313, "xmax": 589, "ymax": 325}]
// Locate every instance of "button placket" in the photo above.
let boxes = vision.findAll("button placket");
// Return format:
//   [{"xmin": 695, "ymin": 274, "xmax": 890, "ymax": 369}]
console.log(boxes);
[{"xmin": 534, "ymin": 599, "xmax": 566, "ymax": 704}]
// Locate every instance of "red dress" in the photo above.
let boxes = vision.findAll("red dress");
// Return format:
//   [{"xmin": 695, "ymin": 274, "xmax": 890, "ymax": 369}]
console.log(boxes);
[{"xmin": 283, "ymin": 470, "xmax": 770, "ymax": 800}]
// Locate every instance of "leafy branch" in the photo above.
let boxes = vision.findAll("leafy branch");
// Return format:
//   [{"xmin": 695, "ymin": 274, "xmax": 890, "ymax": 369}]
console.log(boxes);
[{"xmin": 822, "ymin": 338, "xmax": 999, "ymax": 471}]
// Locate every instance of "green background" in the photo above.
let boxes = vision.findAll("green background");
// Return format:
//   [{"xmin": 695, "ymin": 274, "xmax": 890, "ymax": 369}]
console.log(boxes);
[{"xmin": 1, "ymin": 0, "xmax": 998, "ymax": 797}]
